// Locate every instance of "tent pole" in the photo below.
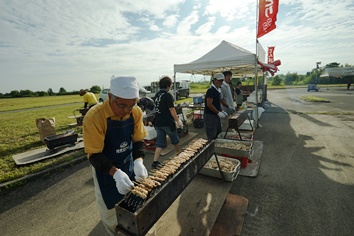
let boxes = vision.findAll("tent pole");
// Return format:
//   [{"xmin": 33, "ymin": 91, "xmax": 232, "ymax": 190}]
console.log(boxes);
[
  {"xmin": 173, "ymin": 72, "xmax": 177, "ymax": 104},
  {"xmin": 254, "ymin": 0, "xmax": 260, "ymax": 128}
]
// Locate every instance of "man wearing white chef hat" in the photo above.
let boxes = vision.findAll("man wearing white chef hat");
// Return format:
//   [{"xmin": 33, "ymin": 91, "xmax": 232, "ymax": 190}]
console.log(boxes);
[{"xmin": 83, "ymin": 76, "xmax": 153, "ymax": 235}]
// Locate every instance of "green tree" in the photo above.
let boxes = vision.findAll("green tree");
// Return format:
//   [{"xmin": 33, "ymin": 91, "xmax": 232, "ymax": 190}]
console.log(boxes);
[
  {"xmin": 10, "ymin": 90, "xmax": 20, "ymax": 98},
  {"xmin": 20, "ymin": 90, "xmax": 35, "ymax": 97},
  {"xmin": 47, "ymin": 88, "xmax": 54, "ymax": 96},
  {"xmin": 36, "ymin": 91, "xmax": 48, "ymax": 96},
  {"xmin": 58, "ymin": 87, "xmax": 67, "ymax": 94},
  {"xmin": 325, "ymin": 62, "xmax": 340, "ymax": 68},
  {"xmin": 90, "ymin": 85, "xmax": 101, "ymax": 93},
  {"xmin": 271, "ymin": 75, "xmax": 282, "ymax": 86},
  {"xmin": 284, "ymin": 72, "xmax": 300, "ymax": 85}
]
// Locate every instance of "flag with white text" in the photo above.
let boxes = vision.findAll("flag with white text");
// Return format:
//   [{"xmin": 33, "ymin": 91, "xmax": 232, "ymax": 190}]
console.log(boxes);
[
  {"xmin": 257, "ymin": 0, "xmax": 279, "ymax": 38},
  {"xmin": 268, "ymin": 46, "xmax": 275, "ymax": 63}
]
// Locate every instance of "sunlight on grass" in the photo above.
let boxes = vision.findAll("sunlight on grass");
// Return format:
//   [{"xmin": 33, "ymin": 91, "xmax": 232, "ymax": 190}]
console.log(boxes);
[{"xmin": 299, "ymin": 95, "xmax": 330, "ymax": 102}]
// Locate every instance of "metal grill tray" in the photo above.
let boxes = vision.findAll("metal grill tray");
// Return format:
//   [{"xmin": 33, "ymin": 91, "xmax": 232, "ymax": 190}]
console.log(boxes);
[
  {"xmin": 115, "ymin": 140, "xmax": 215, "ymax": 236},
  {"xmin": 214, "ymin": 138, "xmax": 253, "ymax": 158},
  {"xmin": 199, "ymin": 155, "xmax": 241, "ymax": 182},
  {"xmin": 217, "ymin": 131, "xmax": 254, "ymax": 142}
]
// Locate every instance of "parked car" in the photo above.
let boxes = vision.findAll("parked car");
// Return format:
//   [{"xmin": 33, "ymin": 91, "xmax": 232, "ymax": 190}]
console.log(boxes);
[
  {"xmin": 99, "ymin": 87, "xmax": 150, "ymax": 102},
  {"xmin": 99, "ymin": 88, "xmax": 109, "ymax": 102},
  {"xmin": 307, "ymin": 84, "xmax": 319, "ymax": 92}
]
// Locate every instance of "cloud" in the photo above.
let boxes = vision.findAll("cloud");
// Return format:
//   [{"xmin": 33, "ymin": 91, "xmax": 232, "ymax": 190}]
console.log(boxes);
[{"xmin": 0, "ymin": 0, "xmax": 353, "ymax": 93}]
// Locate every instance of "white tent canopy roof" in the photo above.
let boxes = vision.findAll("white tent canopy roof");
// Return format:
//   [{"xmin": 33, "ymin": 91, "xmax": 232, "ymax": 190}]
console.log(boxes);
[
  {"xmin": 174, "ymin": 40, "xmax": 260, "ymax": 77},
  {"xmin": 322, "ymin": 67, "xmax": 354, "ymax": 77}
]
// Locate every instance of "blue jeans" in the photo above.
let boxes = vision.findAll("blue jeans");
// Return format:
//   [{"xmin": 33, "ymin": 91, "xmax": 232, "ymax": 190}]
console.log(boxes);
[{"xmin": 155, "ymin": 126, "xmax": 180, "ymax": 148}]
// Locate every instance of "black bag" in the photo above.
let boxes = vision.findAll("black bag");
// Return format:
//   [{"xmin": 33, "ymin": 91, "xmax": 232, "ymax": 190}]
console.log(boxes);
[{"xmin": 193, "ymin": 118, "xmax": 204, "ymax": 128}]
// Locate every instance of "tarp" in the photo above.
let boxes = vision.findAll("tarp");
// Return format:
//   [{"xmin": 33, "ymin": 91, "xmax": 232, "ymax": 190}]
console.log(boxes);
[
  {"xmin": 322, "ymin": 67, "xmax": 354, "ymax": 77},
  {"xmin": 174, "ymin": 40, "xmax": 260, "ymax": 77}
]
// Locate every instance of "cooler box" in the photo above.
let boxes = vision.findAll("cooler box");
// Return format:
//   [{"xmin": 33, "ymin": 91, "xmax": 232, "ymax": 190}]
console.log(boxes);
[
  {"xmin": 144, "ymin": 126, "xmax": 157, "ymax": 140},
  {"xmin": 193, "ymin": 96, "xmax": 203, "ymax": 104},
  {"xmin": 193, "ymin": 110, "xmax": 204, "ymax": 119}
]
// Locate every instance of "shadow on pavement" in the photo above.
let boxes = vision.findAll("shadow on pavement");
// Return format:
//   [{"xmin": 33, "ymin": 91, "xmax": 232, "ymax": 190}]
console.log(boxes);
[{"xmin": 230, "ymin": 101, "xmax": 354, "ymax": 236}]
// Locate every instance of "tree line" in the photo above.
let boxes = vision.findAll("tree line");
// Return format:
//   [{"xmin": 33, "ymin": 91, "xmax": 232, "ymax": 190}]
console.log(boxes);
[
  {"xmin": 1, "ymin": 62, "xmax": 353, "ymax": 98},
  {"xmin": 0, "ymin": 85, "xmax": 101, "ymax": 98},
  {"xmin": 270, "ymin": 62, "xmax": 353, "ymax": 86}
]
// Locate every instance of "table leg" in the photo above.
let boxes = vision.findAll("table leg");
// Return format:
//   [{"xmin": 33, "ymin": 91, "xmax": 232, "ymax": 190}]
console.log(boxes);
[{"xmin": 214, "ymin": 153, "xmax": 226, "ymax": 181}]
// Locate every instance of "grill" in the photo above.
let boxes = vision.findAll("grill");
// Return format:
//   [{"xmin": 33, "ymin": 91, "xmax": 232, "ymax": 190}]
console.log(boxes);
[{"xmin": 115, "ymin": 139, "xmax": 215, "ymax": 236}]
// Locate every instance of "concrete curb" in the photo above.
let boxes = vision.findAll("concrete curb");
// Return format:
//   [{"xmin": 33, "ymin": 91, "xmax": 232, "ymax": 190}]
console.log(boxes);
[{"xmin": 0, "ymin": 155, "xmax": 87, "ymax": 191}]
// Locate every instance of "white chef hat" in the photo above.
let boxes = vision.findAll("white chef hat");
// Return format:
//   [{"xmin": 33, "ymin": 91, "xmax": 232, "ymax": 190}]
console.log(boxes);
[{"xmin": 110, "ymin": 76, "xmax": 139, "ymax": 99}]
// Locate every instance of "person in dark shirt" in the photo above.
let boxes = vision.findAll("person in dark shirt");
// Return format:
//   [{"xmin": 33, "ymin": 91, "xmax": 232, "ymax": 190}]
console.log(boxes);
[
  {"xmin": 235, "ymin": 81, "xmax": 250, "ymax": 108},
  {"xmin": 152, "ymin": 76, "xmax": 183, "ymax": 168},
  {"xmin": 204, "ymin": 73, "xmax": 228, "ymax": 140}
]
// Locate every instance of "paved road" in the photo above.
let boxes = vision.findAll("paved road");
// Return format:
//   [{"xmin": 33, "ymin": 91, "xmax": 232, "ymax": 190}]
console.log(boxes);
[
  {"xmin": 1, "ymin": 87, "xmax": 354, "ymax": 236},
  {"xmin": 232, "ymin": 87, "xmax": 354, "ymax": 236}
]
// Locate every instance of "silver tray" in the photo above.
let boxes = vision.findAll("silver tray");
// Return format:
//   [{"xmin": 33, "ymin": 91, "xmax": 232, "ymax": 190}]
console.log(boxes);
[
  {"xmin": 199, "ymin": 155, "xmax": 241, "ymax": 182},
  {"xmin": 214, "ymin": 138, "xmax": 253, "ymax": 158},
  {"xmin": 217, "ymin": 131, "xmax": 254, "ymax": 142}
]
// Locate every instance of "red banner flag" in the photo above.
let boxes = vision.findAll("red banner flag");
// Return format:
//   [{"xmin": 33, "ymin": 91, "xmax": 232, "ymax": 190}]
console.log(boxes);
[
  {"xmin": 257, "ymin": 0, "xmax": 279, "ymax": 38},
  {"xmin": 268, "ymin": 46, "xmax": 275, "ymax": 63}
]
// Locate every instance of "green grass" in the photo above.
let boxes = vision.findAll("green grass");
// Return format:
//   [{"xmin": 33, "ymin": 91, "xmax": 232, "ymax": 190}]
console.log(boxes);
[
  {"xmin": 0, "ymin": 94, "xmax": 98, "ymax": 112},
  {"xmin": 299, "ymin": 95, "xmax": 330, "ymax": 102},
  {"xmin": 0, "ymin": 103, "xmax": 85, "ymax": 185}
]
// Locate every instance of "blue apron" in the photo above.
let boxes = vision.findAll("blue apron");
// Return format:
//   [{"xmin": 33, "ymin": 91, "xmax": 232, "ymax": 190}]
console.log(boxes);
[{"xmin": 96, "ymin": 115, "xmax": 135, "ymax": 209}]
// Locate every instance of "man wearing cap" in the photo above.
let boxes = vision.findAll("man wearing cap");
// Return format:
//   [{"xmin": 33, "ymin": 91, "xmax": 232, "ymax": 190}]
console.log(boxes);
[
  {"xmin": 83, "ymin": 76, "xmax": 150, "ymax": 235},
  {"xmin": 79, "ymin": 89, "xmax": 98, "ymax": 109},
  {"xmin": 204, "ymin": 73, "xmax": 228, "ymax": 140}
]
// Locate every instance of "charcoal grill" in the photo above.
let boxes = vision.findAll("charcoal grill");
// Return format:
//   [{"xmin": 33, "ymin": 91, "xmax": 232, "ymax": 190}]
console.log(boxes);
[{"xmin": 115, "ymin": 140, "xmax": 215, "ymax": 236}]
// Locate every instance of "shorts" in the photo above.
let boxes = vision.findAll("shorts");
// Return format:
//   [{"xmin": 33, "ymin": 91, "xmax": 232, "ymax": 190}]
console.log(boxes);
[{"xmin": 155, "ymin": 126, "xmax": 179, "ymax": 148}]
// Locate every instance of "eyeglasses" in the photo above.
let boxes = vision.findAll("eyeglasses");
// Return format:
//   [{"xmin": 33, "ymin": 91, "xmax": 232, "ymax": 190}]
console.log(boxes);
[{"xmin": 113, "ymin": 99, "xmax": 136, "ymax": 110}]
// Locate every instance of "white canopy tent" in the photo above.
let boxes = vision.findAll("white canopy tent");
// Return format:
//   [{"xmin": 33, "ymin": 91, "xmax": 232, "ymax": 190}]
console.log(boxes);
[
  {"xmin": 173, "ymin": 40, "xmax": 269, "ymax": 127},
  {"xmin": 174, "ymin": 40, "xmax": 264, "ymax": 77},
  {"xmin": 321, "ymin": 67, "xmax": 354, "ymax": 77}
]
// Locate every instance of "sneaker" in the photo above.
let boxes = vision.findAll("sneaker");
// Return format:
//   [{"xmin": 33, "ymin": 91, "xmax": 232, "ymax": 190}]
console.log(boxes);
[{"xmin": 151, "ymin": 161, "xmax": 161, "ymax": 169}]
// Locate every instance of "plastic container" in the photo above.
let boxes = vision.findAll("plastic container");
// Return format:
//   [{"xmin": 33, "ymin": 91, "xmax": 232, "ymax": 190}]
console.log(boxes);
[
  {"xmin": 193, "ymin": 110, "xmax": 204, "ymax": 119},
  {"xmin": 144, "ymin": 126, "xmax": 157, "ymax": 140},
  {"xmin": 193, "ymin": 96, "xmax": 203, "ymax": 104},
  {"xmin": 44, "ymin": 132, "xmax": 78, "ymax": 149}
]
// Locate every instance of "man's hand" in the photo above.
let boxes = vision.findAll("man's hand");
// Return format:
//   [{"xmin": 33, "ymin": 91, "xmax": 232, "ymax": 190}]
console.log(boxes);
[
  {"xmin": 176, "ymin": 120, "xmax": 183, "ymax": 129},
  {"xmin": 133, "ymin": 159, "xmax": 148, "ymax": 180},
  {"xmin": 113, "ymin": 169, "xmax": 134, "ymax": 195},
  {"xmin": 217, "ymin": 111, "xmax": 228, "ymax": 118}
]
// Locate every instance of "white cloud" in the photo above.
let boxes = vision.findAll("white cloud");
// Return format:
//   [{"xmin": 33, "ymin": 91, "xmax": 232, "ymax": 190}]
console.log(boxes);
[{"xmin": 0, "ymin": 0, "xmax": 353, "ymax": 93}]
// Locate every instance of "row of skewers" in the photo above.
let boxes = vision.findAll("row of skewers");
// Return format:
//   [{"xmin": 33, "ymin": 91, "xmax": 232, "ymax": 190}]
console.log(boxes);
[{"xmin": 120, "ymin": 138, "xmax": 209, "ymax": 211}]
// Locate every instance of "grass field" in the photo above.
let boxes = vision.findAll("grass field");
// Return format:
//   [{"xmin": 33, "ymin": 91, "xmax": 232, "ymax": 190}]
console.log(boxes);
[{"xmin": 0, "ymin": 94, "xmax": 93, "ymax": 186}]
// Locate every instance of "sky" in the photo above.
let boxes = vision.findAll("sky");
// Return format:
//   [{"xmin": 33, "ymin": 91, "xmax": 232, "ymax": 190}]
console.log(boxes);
[{"xmin": 0, "ymin": 0, "xmax": 354, "ymax": 94}]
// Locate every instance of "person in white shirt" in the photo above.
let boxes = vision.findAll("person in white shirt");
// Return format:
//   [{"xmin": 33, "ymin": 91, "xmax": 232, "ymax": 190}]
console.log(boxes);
[{"xmin": 220, "ymin": 70, "xmax": 235, "ymax": 115}]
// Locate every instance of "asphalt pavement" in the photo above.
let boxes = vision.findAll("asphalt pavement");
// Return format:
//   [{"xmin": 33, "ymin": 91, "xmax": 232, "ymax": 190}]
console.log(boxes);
[{"xmin": 1, "ymin": 86, "xmax": 354, "ymax": 236}]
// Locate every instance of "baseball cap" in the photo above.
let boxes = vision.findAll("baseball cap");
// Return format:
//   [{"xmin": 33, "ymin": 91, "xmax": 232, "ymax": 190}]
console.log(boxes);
[{"xmin": 213, "ymin": 73, "xmax": 225, "ymax": 80}]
